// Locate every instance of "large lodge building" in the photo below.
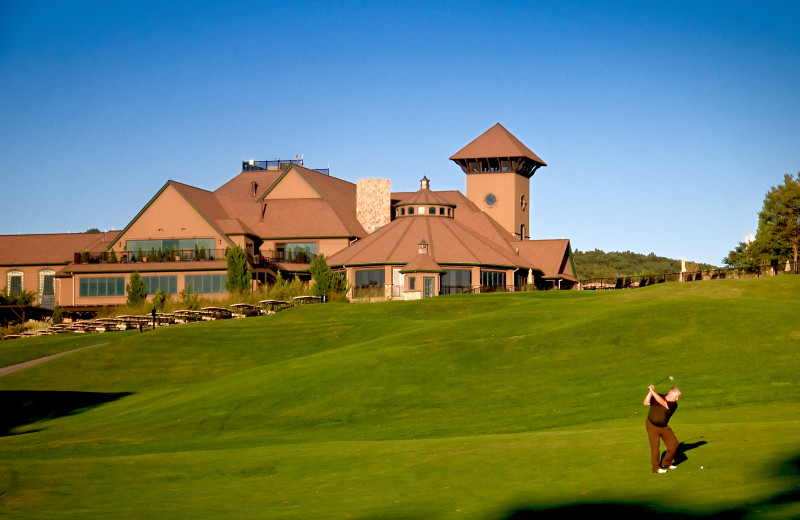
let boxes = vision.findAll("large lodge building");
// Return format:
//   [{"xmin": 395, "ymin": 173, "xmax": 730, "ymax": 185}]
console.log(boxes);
[{"xmin": 1, "ymin": 124, "xmax": 577, "ymax": 312}]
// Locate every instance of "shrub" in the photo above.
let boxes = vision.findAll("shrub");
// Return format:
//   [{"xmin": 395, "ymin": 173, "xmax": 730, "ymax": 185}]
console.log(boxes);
[
  {"xmin": 127, "ymin": 271, "xmax": 147, "ymax": 306},
  {"xmin": 180, "ymin": 284, "xmax": 200, "ymax": 310},
  {"xmin": 52, "ymin": 305, "xmax": 64, "ymax": 325},
  {"xmin": 153, "ymin": 290, "xmax": 170, "ymax": 311}
]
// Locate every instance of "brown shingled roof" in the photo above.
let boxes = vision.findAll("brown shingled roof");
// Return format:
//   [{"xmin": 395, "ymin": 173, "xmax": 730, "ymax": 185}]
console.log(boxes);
[
  {"xmin": 395, "ymin": 188, "xmax": 456, "ymax": 207},
  {"xmin": 0, "ymin": 232, "xmax": 120, "ymax": 266},
  {"xmin": 449, "ymin": 123, "xmax": 546, "ymax": 166},
  {"xmin": 400, "ymin": 253, "xmax": 444, "ymax": 273},
  {"xmin": 515, "ymin": 239, "xmax": 577, "ymax": 281},
  {"xmin": 215, "ymin": 165, "xmax": 365, "ymax": 239},
  {"xmin": 327, "ymin": 210, "xmax": 538, "ymax": 271}
]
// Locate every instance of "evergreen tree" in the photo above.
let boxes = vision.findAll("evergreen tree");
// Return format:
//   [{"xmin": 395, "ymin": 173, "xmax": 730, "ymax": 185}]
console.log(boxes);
[
  {"xmin": 126, "ymin": 271, "xmax": 147, "ymax": 306},
  {"xmin": 225, "ymin": 245, "xmax": 251, "ymax": 292},
  {"xmin": 310, "ymin": 254, "xmax": 334, "ymax": 297},
  {"xmin": 756, "ymin": 173, "xmax": 800, "ymax": 271}
]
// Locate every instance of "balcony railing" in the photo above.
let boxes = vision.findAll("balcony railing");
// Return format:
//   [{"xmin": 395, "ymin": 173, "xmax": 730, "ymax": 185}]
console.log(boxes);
[
  {"xmin": 73, "ymin": 250, "xmax": 321, "ymax": 269},
  {"xmin": 242, "ymin": 159, "xmax": 329, "ymax": 175},
  {"xmin": 74, "ymin": 249, "xmax": 228, "ymax": 264}
]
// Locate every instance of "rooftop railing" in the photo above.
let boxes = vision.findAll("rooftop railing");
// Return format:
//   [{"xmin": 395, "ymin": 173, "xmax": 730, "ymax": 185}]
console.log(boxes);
[{"xmin": 242, "ymin": 159, "xmax": 329, "ymax": 175}]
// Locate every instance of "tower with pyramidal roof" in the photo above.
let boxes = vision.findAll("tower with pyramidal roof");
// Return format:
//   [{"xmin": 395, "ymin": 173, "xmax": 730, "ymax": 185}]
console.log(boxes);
[{"xmin": 449, "ymin": 123, "xmax": 546, "ymax": 240}]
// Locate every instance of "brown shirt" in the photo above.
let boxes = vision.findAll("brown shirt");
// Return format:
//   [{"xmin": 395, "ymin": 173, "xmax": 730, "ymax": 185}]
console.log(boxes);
[{"xmin": 647, "ymin": 393, "xmax": 678, "ymax": 426}]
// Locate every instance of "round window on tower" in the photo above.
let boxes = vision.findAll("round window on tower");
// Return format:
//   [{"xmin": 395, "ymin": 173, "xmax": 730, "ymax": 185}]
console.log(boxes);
[{"xmin": 485, "ymin": 193, "xmax": 497, "ymax": 206}]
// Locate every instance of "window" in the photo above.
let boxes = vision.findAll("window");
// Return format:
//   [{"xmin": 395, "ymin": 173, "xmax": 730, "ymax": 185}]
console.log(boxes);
[
  {"xmin": 408, "ymin": 276, "xmax": 416, "ymax": 290},
  {"xmin": 442, "ymin": 269, "xmax": 471, "ymax": 287},
  {"xmin": 428, "ymin": 207, "xmax": 436, "ymax": 215},
  {"xmin": 79, "ymin": 277, "xmax": 125, "ymax": 297},
  {"xmin": 126, "ymin": 239, "xmax": 216, "ymax": 259},
  {"xmin": 39, "ymin": 269, "xmax": 55, "ymax": 309},
  {"xmin": 439, "ymin": 207, "xmax": 445, "ymax": 215},
  {"xmin": 7, "ymin": 270, "xmax": 22, "ymax": 296},
  {"xmin": 277, "ymin": 242, "xmax": 317, "ymax": 262},
  {"xmin": 485, "ymin": 193, "xmax": 497, "ymax": 206},
  {"xmin": 441, "ymin": 269, "xmax": 471, "ymax": 294},
  {"xmin": 480, "ymin": 271, "xmax": 506, "ymax": 287},
  {"xmin": 355, "ymin": 269, "xmax": 385, "ymax": 287},
  {"xmin": 142, "ymin": 275, "xmax": 178, "ymax": 294},
  {"xmin": 184, "ymin": 274, "xmax": 228, "ymax": 294},
  {"xmin": 408, "ymin": 207, "xmax": 414, "ymax": 215}
]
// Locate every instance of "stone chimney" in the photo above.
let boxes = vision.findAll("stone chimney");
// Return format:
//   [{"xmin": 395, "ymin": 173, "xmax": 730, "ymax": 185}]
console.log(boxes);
[{"xmin": 356, "ymin": 179, "xmax": 391, "ymax": 234}]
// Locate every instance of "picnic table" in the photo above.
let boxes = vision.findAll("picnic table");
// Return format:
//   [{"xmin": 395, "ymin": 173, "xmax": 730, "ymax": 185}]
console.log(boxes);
[
  {"xmin": 172, "ymin": 310, "xmax": 206, "ymax": 323},
  {"xmin": 259, "ymin": 300, "xmax": 292, "ymax": 312},
  {"xmin": 201, "ymin": 307, "xmax": 233, "ymax": 320},
  {"xmin": 292, "ymin": 295, "xmax": 323, "ymax": 305},
  {"xmin": 230, "ymin": 303, "xmax": 262, "ymax": 317}
]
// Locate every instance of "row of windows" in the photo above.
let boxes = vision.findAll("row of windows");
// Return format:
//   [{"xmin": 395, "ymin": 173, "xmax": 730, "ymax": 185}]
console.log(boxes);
[
  {"xmin": 184, "ymin": 274, "xmax": 228, "ymax": 294},
  {"xmin": 396, "ymin": 206, "xmax": 453, "ymax": 217},
  {"xmin": 80, "ymin": 277, "xmax": 126, "ymax": 297},
  {"xmin": 125, "ymin": 239, "xmax": 216, "ymax": 255},
  {"xmin": 143, "ymin": 275, "xmax": 178, "ymax": 295},
  {"xmin": 441, "ymin": 269, "xmax": 471, "ymax": 288},
  {"xmin": 355, "ymin": 269, "xmax": 385, "ymax": 287},
  {"xmin": 6, "ymin": 269, "xmax": 55, "ymax": 295},
  {"xmin": 359, "ymin": 269, "xmax": 502, "ymax": 288},
  {"xmin": 480, "ymin": 271, "xmax": 506, "ymax": 287},
  {"xmin": 77, "ymin": 274, "xmax": 229, "ymax": 298}
]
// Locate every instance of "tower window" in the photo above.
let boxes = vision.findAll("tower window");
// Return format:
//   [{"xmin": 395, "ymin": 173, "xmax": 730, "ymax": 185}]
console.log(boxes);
[{"xmin": 485, "ymin": 193, "xmax": 497, "ymax": 206}]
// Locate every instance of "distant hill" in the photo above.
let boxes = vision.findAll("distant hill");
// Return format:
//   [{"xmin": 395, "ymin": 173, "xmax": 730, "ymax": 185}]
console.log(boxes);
[{"xmin": 573, "ymin": 249, "xmax": 717, "ymax": 280}]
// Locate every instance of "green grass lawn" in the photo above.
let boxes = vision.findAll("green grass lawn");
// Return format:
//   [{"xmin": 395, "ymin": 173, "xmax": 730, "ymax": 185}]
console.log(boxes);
[{"xmin": 1, "ymin": 277, "xmax": 798, "ymax": 519}]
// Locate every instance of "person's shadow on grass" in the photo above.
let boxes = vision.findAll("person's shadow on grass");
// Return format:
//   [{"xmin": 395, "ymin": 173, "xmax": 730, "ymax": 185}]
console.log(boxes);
[{"xmin": 665, "ymin": 438, "xmax": 708, "ymax": 467}]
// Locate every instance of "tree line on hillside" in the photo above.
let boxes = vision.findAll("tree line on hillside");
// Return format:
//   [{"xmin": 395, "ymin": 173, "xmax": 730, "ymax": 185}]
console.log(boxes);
[
  {"xmin": 724, "ymin": 172, "xmax": 800, "ymax": 273},
  {"xmin": 572, "ymin": 250, "xmax": 715, "ymax": 280}
]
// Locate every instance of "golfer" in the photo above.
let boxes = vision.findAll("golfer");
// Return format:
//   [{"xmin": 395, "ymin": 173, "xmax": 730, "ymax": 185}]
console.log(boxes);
[{"xmin": 644, "ymin": 385, "xmax": 681, "ymax": 473}]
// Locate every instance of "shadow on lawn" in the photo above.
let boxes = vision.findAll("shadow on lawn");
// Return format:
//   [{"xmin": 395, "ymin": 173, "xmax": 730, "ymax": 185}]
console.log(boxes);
[
  {"xmin": 499, "ymin": 502, "xmax": 745, "ymax": 519},
  {"xmin": 670, "ymin": 438, "xmax": 708, "ymax": 466},
  {"xmin": 499, "ymin": 454, "xmax": 800, "ymax": 520},
  {"xmin": 0, "ymin": 390, "xmax": 132, "ymax": 436}
]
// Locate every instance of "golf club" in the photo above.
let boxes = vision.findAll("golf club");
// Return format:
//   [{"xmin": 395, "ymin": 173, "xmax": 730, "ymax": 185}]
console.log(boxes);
[{"xmin": 654, "ymin": 375, "xmax": 674, "ymax": 386}]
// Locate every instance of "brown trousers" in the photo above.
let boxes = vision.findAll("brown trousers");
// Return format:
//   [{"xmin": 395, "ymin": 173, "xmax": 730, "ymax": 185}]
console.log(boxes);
[{"xmin": 646, "ymin": 418, "xmax": 679, "ymax": 472}]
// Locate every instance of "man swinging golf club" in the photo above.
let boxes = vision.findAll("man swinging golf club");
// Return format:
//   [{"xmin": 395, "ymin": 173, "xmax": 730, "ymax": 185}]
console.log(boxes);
[{"xmin": 644, "ymin": 378, "xmax": 681, "ymax": 473}]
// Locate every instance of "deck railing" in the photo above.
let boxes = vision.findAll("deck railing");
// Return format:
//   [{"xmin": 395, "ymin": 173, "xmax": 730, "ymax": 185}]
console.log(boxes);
[{"xmin": 73, "ymin": 249, "xmax": 228, "ymax": 264}]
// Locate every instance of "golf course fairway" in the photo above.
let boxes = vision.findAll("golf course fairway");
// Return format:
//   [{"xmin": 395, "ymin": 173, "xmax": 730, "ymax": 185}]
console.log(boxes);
[{"xmin": 1, "ymin": 276, "xmax": 798, "ymax": 519}]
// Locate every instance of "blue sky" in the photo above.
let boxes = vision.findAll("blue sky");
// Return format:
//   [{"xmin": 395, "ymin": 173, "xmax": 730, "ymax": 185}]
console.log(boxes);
[{"xmin": 2, "ymin": 1, "xmax": 798, "ymax": 266}]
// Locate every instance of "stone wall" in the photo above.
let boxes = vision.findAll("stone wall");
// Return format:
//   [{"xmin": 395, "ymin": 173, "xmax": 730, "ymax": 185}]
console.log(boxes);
[{"xmin": 356, "ymin": 179, "xmax": 391, "ymax": 234}]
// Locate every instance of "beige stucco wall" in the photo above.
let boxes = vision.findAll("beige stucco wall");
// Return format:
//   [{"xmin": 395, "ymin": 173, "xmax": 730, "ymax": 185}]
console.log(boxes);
[
  {"xmin": 56, "ymin": 275, "xmax": 73, "ymax": 305},
  {"xmin": 466, "ymin": 172, "xmax": 530, "ymax": 238},
  {"xmin": 111, "ymin": 184, "xmax": 228, "ymax": 253},
  {"xmin": 264, "ymin": 169, "xmax": 321, "ymax": 200}
]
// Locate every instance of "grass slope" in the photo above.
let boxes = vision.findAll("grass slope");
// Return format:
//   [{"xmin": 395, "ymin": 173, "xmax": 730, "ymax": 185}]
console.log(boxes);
[{"xmin": 1, "ymin": 277, "xmax": 798, "ymax": 519}]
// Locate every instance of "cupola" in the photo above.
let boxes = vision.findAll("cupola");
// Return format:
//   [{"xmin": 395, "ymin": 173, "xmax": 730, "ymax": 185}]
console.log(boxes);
[{"xmin": 393, "ymin": 178, "xmax": 456, "ymax": 219}]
